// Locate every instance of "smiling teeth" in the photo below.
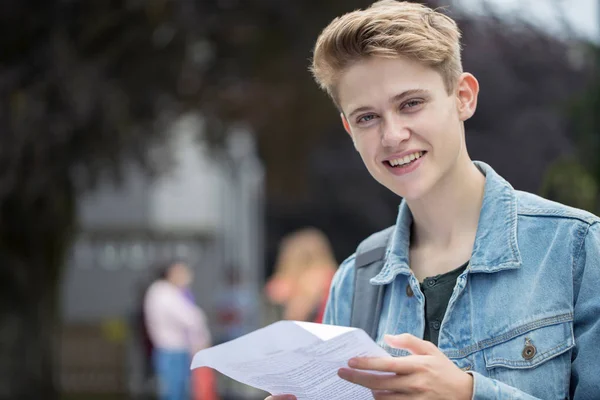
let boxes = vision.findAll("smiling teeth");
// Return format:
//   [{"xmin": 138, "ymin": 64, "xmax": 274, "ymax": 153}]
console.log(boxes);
[{"xmin": 389, "ymin": 151, "xmax": 424, "ymax": 167}]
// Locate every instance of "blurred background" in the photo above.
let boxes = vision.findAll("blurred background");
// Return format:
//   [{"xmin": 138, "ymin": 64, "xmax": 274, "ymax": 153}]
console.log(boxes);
[{"xmin": 0, "ymin": 0, "xmax": 598, "ymax": 399}]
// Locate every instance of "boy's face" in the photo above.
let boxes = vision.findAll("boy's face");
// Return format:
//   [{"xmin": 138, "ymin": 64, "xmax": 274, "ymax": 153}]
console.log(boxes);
[{"xmin": 337, "ymin": 56, "xmax": 478, "ymax": 200}]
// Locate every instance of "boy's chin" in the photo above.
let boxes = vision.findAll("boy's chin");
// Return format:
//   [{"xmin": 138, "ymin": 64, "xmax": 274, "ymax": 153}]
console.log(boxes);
[{"xmin": 386, "ymin": 182, "xmax": 429, "ymax": 201}]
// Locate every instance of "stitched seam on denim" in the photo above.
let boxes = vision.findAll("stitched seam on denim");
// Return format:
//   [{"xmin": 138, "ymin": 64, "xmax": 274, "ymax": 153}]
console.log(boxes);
[
  {"xmin": 445, "ymin": 312, "xmax": 573, "ymax": 358},
  {"xmin": 517, "ymin": 208, "xmax": 599, "ymax": 224},
  {"xmin": 485, "ymin": 340, "xmax": 573, "ymax": 369},
  {"xmin": 573, "ymin": 223, "xmax": 592, "ymax": 278},
  {"xmin": 372, "ymin": 260, "xmax": 411, "ymax": 285},
  {"xmin": 508, "ymin": 189, "xmax": 520, "ymax": 262},
  {"xmin": 468, "ymin": 262, "xmax": 520, "ymax": 273}
]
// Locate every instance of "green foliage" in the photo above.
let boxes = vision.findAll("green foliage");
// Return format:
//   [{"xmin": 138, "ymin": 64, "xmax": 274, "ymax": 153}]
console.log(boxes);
[
  {"xmin": 547, "ymin": 44, "xmax": 600, "ymax": 213},
  {"xmin": 541, "ymin": 157, "xmax": 598, "ymax": 213},
  {"xmin": 568, "ymin": 45, "xmax": 600, "ymax": 186}
]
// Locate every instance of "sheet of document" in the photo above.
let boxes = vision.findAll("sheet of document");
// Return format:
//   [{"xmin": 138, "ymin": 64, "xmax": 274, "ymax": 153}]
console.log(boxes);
[{"xmin": 191, "ymin": 321, "xmax": 392, "ymax": 400}]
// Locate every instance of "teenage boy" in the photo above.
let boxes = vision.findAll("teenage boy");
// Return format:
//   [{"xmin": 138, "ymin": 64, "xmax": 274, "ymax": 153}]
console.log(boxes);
[{"xmin": 267, "ymin": 1, "xmax": 600, "ymax": 399}]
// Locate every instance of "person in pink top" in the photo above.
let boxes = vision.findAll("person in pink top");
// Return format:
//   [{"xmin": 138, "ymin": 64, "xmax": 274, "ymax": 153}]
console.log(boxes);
[{"xmin": 144, "ymin": 261, "xmax": 211, "ymax": 400}]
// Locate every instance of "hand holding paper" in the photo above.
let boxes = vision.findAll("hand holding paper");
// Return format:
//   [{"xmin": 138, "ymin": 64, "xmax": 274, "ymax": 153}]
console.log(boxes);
[{"xmin": 191, "ymin": 321, "xmax": 392, "ymax": 400}]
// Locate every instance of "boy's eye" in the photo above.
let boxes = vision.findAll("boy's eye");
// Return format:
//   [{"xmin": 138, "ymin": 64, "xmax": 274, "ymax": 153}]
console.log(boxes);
[
  {"xmin": 357, "ymin": 114, "xmax": 377, "ymax": 123},
  {"xmin": 403, "ymin": 99, "xmax": 424, "ymax": 109}
]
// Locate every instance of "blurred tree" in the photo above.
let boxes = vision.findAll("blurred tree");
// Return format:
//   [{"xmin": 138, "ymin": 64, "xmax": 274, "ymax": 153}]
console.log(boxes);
[
  {"xmin": 0, "ymin": 0, "xmax": 196, "ymax": 398},
  {"xmin": 193, "ymin": 0, "xmax": 374, "ymax": 200}
]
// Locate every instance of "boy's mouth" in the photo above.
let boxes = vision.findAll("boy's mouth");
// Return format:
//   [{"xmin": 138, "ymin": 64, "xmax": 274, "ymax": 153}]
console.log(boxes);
[{"xmin": 385, "ymin": 151, "xmax": 427, "ymax": 168}]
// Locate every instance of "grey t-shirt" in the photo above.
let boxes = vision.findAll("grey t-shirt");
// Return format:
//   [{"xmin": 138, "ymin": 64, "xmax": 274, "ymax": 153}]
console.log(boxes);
[{"xmin": 420, "ymin": 261, "xmax": 469, "ymax": 347}]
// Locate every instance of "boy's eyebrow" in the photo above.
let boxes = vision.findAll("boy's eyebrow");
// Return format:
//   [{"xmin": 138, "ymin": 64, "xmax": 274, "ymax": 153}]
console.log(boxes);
[
  {"xmin": 347, "ymin": 89, "xmax": 431, "ymax": 118},
  {"xmin": 389, "ymin": 89, "xmax": 430, "ymax": 103}
]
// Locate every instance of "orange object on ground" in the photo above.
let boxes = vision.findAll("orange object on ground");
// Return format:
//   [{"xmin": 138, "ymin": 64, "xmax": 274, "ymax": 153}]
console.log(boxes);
[{"xmin": 192, "ymin": 367, "xmax": 219, "ymax": 400}]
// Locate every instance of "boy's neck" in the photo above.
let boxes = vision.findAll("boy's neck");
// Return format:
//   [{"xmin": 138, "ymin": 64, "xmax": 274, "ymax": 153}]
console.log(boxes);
[{"xmin": 406, "ymin": 156, "xmax": 485, "ymax": 251}]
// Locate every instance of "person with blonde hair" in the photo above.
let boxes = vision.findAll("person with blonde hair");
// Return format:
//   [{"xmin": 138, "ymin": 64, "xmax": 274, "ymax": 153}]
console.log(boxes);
[
  {"xmin": 265, "ymin": 227, "xmax": 337, "ymax": 323},
  {"xmin": 268, "ymin": 1, "xmax": 600, "ymax": 399}
]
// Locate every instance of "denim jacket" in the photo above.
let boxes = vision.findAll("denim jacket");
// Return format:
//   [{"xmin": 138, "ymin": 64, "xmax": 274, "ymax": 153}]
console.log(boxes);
[{"xmin": 323, "ymin": 161, "xmax": 600, "ymax": 399}]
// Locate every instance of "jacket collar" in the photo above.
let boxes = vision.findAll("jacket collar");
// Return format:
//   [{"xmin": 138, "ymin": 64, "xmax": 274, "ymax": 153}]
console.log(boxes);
[{"xmin": 372, "ymin": 161, "xmax": 522, "ymax": 285}]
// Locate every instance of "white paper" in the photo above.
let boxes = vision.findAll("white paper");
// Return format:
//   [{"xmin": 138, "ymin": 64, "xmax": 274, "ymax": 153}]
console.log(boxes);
[{"xmin": 191, "ymin": 321, "xmax": 392, "ymax": 400}]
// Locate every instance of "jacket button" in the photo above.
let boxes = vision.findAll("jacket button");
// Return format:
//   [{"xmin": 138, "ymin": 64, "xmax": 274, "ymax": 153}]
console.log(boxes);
[
  {"xmin": 406, "ymin": 284, "xmax": 414, "ymax": 297},
  {"xmin": 522, "ymin": 338, "xmax": 537, "ymax": 360}
]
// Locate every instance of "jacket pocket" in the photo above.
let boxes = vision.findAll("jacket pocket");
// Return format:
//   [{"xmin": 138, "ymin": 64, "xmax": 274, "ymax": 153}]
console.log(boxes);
[
  {"xmin": 483, "ymin": 320, "xmax": 574, "ymax": 369},
  {"xmin": 483, "ymin": 318, "xmax": 574, "ymax": 398}
]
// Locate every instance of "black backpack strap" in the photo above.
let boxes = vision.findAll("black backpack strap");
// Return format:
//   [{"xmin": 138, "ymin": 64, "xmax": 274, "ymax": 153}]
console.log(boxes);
[{"xmin": 350, "ymin": 226, "xmax": 395, "ymax": 340}]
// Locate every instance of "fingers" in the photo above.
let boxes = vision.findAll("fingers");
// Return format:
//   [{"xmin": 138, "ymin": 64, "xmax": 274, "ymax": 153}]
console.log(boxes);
[
  {"xmin": 338, "ymin": 368, "xmax": 411, "ymax": 393},
  {"xmin": 348, "ymin": 355, "xmax": 428, "ymax": 374},
  {"xmin": 384, "ymin": 333, "xmax": 440, "ymax": 356},
  {"xmin": 371, "ymin": 389, "xmax": 411, "ymax": 400}
]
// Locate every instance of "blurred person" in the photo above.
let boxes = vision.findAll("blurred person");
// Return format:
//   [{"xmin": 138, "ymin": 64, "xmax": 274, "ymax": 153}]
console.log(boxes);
[
  {"xmin": 267, "ymin": 1, "xmax": 600, "ymax": 400},
  {"xmin": 132, "ymin": 276, "xmax": 159, "ymax": 396},
  {"xmin": 216, "ymin": 267, "xmax": 258, "ymax": 342},
  {"xmin": 265, "ymin": 228, "xmax": 337, "ymax": 323},
  {"xmin": 178, "ymin": 272, "xmax": 218, "ymax": 400},
  {"xmin": 144, "ymin": 261, "xmax": 212, "ymax": 400},
  {"xmin": 179, "ymin": 274, "xmax": 219, "ymax": 400}
]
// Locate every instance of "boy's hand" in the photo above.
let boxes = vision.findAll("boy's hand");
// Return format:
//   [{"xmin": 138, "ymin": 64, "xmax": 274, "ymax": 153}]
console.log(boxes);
[{"xmin": 338, "ymin": 333, "xmax": 473, "ymax": 400}]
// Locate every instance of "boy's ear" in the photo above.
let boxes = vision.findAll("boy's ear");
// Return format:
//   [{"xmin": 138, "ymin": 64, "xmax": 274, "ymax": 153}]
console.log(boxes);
[{"xmin": 456, "ymin": 73, "xmax": 479, "ymax": 122}]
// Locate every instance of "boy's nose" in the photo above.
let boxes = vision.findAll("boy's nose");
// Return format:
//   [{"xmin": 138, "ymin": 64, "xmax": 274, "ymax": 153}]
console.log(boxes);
[{"xmin": 381, "ymin": 119, "xmax": 410, "ymax": 148}]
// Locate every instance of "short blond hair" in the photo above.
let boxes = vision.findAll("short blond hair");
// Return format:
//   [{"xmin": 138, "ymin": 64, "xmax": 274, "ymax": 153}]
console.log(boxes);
[{"xmin": 311, "ymin": 0, "xmax": 463, "ymax": 101}]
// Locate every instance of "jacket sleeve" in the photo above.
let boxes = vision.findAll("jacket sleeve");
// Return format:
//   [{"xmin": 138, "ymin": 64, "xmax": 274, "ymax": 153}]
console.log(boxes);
[
  {"xmin": 570, "ymin": 221, "xmax": 600, "ymax": 398},
  {"xmin": 466, "ymin": 371, "xmax": 543, "ymax": 399},
  {"xmin": 322, "ymin": 255, "xmax": 356, "ymax": 327}
]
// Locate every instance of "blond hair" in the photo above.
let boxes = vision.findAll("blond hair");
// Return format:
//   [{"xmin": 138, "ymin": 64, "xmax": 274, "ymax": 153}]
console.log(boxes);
[
  {"xmin": 311, "ymin": 0, "xmax": 463, "ymax": 101},
  {"xmin": 273, "ymin": 228, "xmax": 337, "ymax": 278}
]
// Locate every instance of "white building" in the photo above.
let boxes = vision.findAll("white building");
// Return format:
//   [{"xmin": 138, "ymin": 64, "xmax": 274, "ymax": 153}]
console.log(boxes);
[{"xmin": 59, "ymin": 113, "xmax": 265, "ymax": 397}]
